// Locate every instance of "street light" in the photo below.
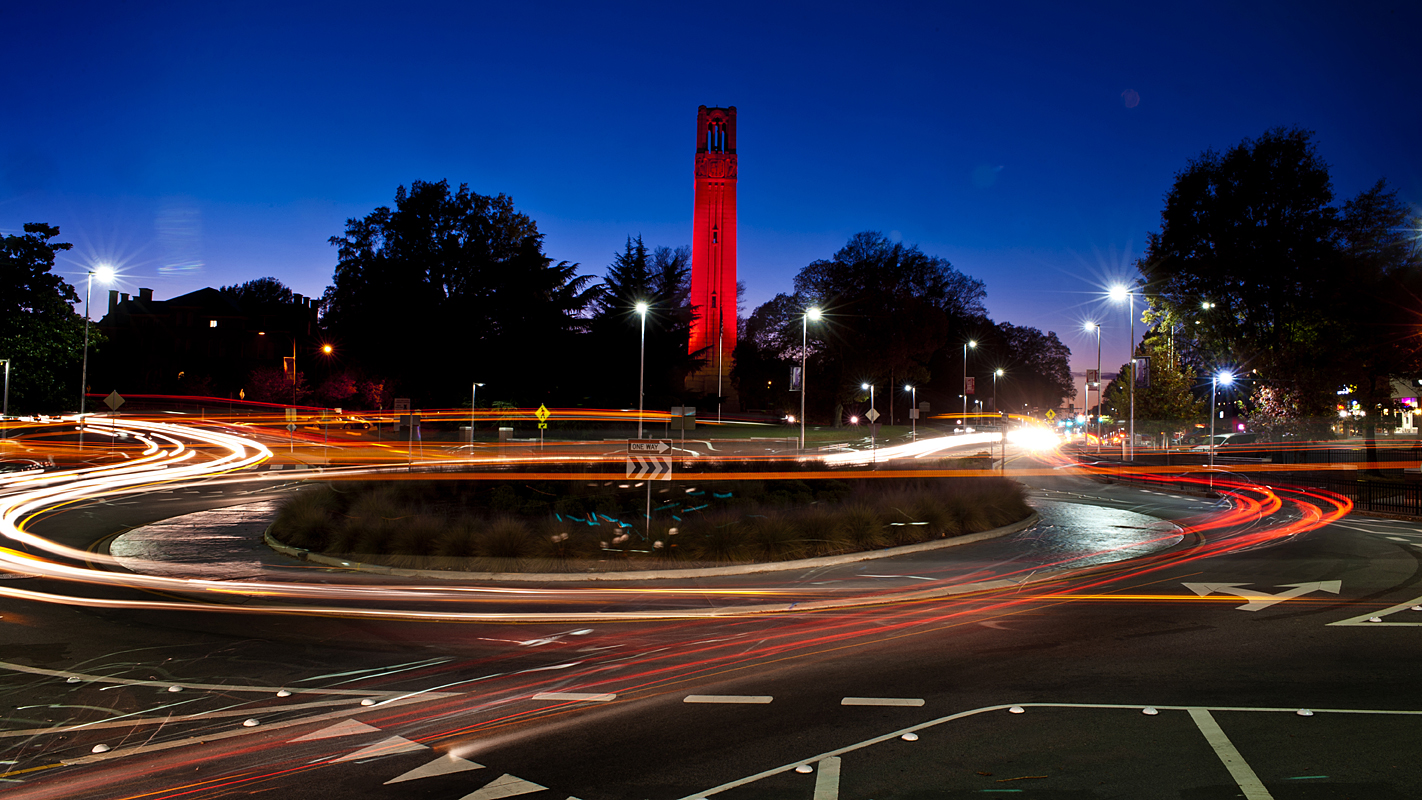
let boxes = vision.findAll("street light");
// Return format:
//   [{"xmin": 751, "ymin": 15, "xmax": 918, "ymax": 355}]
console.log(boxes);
[
  {"xmin": 861, "ymin": 382, "xmax": 876, "ymax": 462},
  {"xmin": 0, "ymin": 358, "xmax": 9, "ymax": 441},
  {"xmin": 78, "ymin": 265, "xmax": 115, "ymax": 449},
  {"xmin": 470, "ymin": 382, "xmax": 485, "ymax": 447},
  {"xmin": 904, "ymin": 383, "xmax": 916, "ymax": 440},
  {"xmin": 963, "ymin": 340, "xmax": 977, "ymax": 424},
  {"xmin": 1109, "ymin": 284, "xmax": 1136, "ymax": 460},
  {"xmin": 1209, "ymin": 371, "xmax": 1235, "ymax": 490},
  {"xmin": 635, "ymin": 301, "xmax": 649, "ymax": 438},
  {"xmin": 1084, "ymin": 321, "xmax": 1102, "ymax": 454},
  {"xmin": 800, "ymin": 306, "xmax": 822, "ymax": 451}
]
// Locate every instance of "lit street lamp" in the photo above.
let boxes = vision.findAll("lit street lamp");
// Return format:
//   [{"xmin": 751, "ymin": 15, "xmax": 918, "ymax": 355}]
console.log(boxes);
[
  {"xmin": 635, "ymin": 301, "xmax": 649, "ymax": 438},
  {"xmin": 0, "ymin": 358, "xmax": 9, "ymax": 440},
  {"xmin": 962, "ymin": 339, "xmax": 977, "ymax": 424},
  {"xmin": 992, "ymin": 368, "xmax": 1003, "ymax": 412},
  {"xmin": 1084, "ymin": 321, "xmax": 1102, "ymax": 454},
  {"xmin": 800, "ymin": 306, "xmax": 822, "ymax": 450},
  {"xmin": 471, "ymin": 382, "xmax": 485, "ymax": 446},
  {"xmin": 904, "ymin": 383, "xmax": 916, "ymax": 440},
  {"xmin": 1109, "ymin": 285, "xmax": 1136, "ymax": 460},
  {"xmin": 78, "ymin": 265, "xmax": 115, "ymax": 449},
  {"xmin": 861, "ymin": 382, "xmax": 876, "ymax": 462},
  {"xmin": 1209, "ymin": 371, "xmax": 1234, "ymax": 490}
]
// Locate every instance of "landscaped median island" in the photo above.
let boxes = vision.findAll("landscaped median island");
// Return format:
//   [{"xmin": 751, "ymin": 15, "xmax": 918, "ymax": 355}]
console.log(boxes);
[{"xmin": 269, "ymin": 467, "xmax": 1033, "ymax": 574}]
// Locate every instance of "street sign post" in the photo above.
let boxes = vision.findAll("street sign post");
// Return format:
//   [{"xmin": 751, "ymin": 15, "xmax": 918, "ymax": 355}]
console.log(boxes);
[
  {"xmin": 535, "ymin": 404, "xmax": 550, "ymax": 448},
  {"xmin": 627, "ymin": 439, "xmax": 673, "ymax": 543}
]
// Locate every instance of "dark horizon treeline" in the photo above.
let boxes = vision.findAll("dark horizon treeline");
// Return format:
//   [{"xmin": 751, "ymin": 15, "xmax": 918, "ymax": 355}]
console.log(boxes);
[{"xmin": 2, "ymin": 180, "xmax": 1076, "ymax": 418}]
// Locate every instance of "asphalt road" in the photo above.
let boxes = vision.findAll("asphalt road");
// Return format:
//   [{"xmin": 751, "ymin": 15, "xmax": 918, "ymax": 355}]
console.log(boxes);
[{"xmin": 2, "ymin": 458, "xmax": 1420, "ymax": 799}]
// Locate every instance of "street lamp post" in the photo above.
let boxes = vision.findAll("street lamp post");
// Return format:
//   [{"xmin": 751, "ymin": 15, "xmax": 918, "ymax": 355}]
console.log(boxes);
[
  {"xmin": 78, "ymin": 266, "xmax": 114, "ymax": 450},
  {"xmin": 800, "ymin": 307, "xmax": 822, "ymax": 451},
  {"xmin": 1110, "ymin": 286, "xmax": 1136, "ymax": 460},
  {"xmin": 1210, "ymin": 371, "xmax": 1234, "ymax": 491},
  {"xmin": 471, "ymin": 382, "xmax": 484, "ymax": 447},
  {"xmin": 635, "ymin": 301, "xmax": 649, "ymax": 438},
  {"xmin": 861, "ymin": 382, "xmax": 876, "ymax": 463},
  {"xmin": 992, "ymin": 368, "xmax": 1003, "ymax": 413},
  {"xmin": 904, "ymin": 383, "xmax": 916, "ymax": 440},
  {"xmin": 0, "ymin": 358, "xmax": 9, "ymax": 441},
  {"xmin": 1084, "ymin": 322, "xmax": 1102, "ymax": 454},
  {"xmin": 962, "ymin": 340, "xmax": 977, "ymax": 425}
]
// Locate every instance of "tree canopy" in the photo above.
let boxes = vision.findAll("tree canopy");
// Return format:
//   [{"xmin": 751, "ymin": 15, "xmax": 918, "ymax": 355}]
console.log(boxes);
[
  {"xmin": 1138, "ymin": 127, "xmax": 1422, "ymax": 438},
  {"xmin": 322, "ymin": 181, "xmax": 598, "ymax": 405},
  {"xmin": 0, "ymin": 223, "xmax": 88, "ymax": 413}
]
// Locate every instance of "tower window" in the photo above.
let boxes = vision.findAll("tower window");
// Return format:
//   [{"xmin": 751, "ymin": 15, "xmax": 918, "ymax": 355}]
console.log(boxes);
[{"xmin": 209, "ymin": 319, "xmax": 217, "ymax": 328}]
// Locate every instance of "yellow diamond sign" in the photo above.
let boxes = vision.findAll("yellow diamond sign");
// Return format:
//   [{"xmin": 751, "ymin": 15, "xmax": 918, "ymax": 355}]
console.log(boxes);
[{"xmin": 535, "ymin": 404, "xmax": 551, "ymax": 424}]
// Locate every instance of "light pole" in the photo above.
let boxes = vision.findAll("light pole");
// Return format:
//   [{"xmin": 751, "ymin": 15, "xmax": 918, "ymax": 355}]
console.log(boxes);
[
  {"xmin": 962, "ymin": 340, "xmax": 977, "ymax": 424},
  {"xmin": 78, "ymin": 265, "xmax": 114, "ymax": 449},
  {"xmin": 992, "ymin": 368, "xmax": 1003, "ymax": 413},
  {"xmin": 1110, "ymin": 285, "xmax": 1136, "ymax": 460},
  {"xmin": 1084, "ymin": 322, "xmax": 1102, "ymax": 454},
  {"xmin": 470, "ymin": 382, "xmax": 484, "ymax": 447},
  {"xmin": 1209, "ymin": 371, "xmax": 1234, "ymax": 491},
  {"xmin": 904, "ymin": 383, "xmax": 916, "ymax": 440},
  {"xmin": 861, "ymin": 382, "xmax": 876, "ymax": 463},
  {"xmin": 800, "ymin": 306, "xmax": 822, "ymax": 451},
  {"xmin": 635, "ymin": 301, "xmax": 649, "ymax": 438},
  {"xmin": 0, "ymin": 358, "xmax": 9, "ymax": 441}
]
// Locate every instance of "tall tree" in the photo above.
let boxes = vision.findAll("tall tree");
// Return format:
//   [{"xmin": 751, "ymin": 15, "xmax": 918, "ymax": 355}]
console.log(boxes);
[
  {"xmin": 995, "ymin": 323, "xmax": 1076, "ymax": 413},
  {"xmin": 585, "ymin": 237, "xmax": 699, "ymax": 408},
  {"xmin": 219, "ymin": 276, "xmax": 294, "ymax": 310},
  {"xmin": 0, "ymin": 224, "xmax": 88, "ymax": 413},
  {"xmin": 1139, "ymin": 127, "xmax": 1341, "ymax": 423},
  {"xmin": 793, "ymin": 231, "xmax": 987, "ymax": 415},
  {"xmin": 322, "ymin": 181, "xmax": 597, "ymax": 404}
]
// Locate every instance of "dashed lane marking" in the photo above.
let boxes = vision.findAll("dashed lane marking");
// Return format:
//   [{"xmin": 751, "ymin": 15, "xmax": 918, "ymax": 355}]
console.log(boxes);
[
  {"xmin": 841, "ymin": 697, "xmax": 925, "ymax": 707},
  {"xmin": 684, "ymin": 695, "xmax": 772, "ymax": 704},
  {"xmin": 532, "ymin": 692, "xmax": 616, "ymax": 702}
]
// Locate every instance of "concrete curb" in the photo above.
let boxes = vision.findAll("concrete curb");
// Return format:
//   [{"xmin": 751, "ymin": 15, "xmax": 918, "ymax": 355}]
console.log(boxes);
[{"xmin": 263, "ymin": 511, "xmax": 1042, "ymax": 583}]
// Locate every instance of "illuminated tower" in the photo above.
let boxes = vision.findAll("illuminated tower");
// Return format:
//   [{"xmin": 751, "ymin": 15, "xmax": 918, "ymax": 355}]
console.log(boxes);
[{"xmin": 688, "ymin": 105, "xmax": 738, "ymax": 404}]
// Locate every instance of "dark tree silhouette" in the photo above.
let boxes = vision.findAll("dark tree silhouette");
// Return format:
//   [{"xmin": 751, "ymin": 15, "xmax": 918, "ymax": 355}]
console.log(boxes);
[
  {"xmin": 0, "ymin": 223, "xmax": 88, "ymax": 413},
  {"xmin": 322, "ymin": 181, "xmax": 597, "ymax": 405}
]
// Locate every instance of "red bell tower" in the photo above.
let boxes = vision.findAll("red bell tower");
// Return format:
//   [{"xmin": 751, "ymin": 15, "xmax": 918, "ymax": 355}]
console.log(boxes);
[{"xmin": 687, "ymin": 105, "xmax": 738, "ymax": 404}]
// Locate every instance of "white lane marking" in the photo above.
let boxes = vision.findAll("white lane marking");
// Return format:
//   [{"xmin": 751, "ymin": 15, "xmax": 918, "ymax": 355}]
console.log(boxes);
[
  {"xmin": 532, "ymin": 692, "xmax": 615, "ymax": 702},
  {"xmin": 330, "ymin": 735, "xmax": 427, "ymax": 763},
  {"xmin": 841, "ymin": 697, "xmax": 925, "ymax": 707},
  {"xmin": 1188, "ymin": 708, "xmax": 1274, "ymax": 800},
  {"xmin": 1330, "ymin": 593, "xmax": 1422, "ymax": 626},
  {"xmin": 0, "ymin": 659, "xmax": 387, "ymax": 696},
  {"xmin": 290, "ymin": 720, "xmax": 381, "ymax": 741},
  {"xmin": 459, "ymin": 772, "xmax": 547, "ymax": 799},
  {"xmin": 684, "ymin": 695, "xmax": 772, "ymax": 704},
  {"xmin": 862, "ymin": 574, "xmax": 935, "ymax": 582},
  {"xmin": 813, "ymin": 756, "xmax": 842, "ymax": 799},
  {"xmin": 385, "ymin": 753, "xmax": 485, "ymax": 784}
]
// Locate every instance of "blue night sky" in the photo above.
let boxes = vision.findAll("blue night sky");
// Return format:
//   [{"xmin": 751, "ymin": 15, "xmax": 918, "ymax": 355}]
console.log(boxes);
[{"xmin": 3, "ymin": 1, "xmax": 1419, "ymax": 391}]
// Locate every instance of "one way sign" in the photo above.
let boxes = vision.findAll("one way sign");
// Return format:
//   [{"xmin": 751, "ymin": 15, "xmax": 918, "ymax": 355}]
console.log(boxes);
[
  {"xmin": 628, "ymin": 439, "xmax": 673, "ymax": 454},
  {"xmin": 626, "ymin": 455, "xmax": 672, "ymax": 481}
]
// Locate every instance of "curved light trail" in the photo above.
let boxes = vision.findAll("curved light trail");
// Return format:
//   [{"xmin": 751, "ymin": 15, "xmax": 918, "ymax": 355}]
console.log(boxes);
[{"xmin": 0, "ymin": 416, "xmax": 1351, "ymax": 625}]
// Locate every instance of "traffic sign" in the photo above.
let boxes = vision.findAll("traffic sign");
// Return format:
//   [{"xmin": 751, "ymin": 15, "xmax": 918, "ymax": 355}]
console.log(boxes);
[
  {"xmin": 628, "ymin": 439, "xmax": 672, "ymax": 454},
  {"xmin": 864, "ymin": 408, "xmax": 880, "ymax": 422},
  {"xmin": 286, "ymin": 423, "xmax": 296, "ymax": 432},
  {"xmin": 535, "ymin": 404, "xmax": 551, "ymax": 424},
  {"xmin": 626, "ymin": 455, "xmax": 672, "ymax": 481},
  {"xmin": 1045, "ymin": 410, "xmax": 1056, "ymax": 420},
  {"xmin": 103, "ymin": 391, "xmax": 124, "ymax": 411}
]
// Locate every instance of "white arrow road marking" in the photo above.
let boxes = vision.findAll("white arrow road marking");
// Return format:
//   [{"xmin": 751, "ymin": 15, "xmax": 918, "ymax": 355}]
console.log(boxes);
[
  {"xmin": 1183, "ymin": 581, "xmax": 1341, "ymax": 611},
  {"xmin": 459, "ymin": 773, "xmax": 547, "ymax": 800},
  {"xmin": 329, "ymin": 736, "xmax": 428, "ymax": 763},
  {"xmin": 385, "ymin": 753, "xmax": 485, "ymax": 784},
  {"xmin": 290, "ymin": 720, "xmax": 381, "ymax": 741}
]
